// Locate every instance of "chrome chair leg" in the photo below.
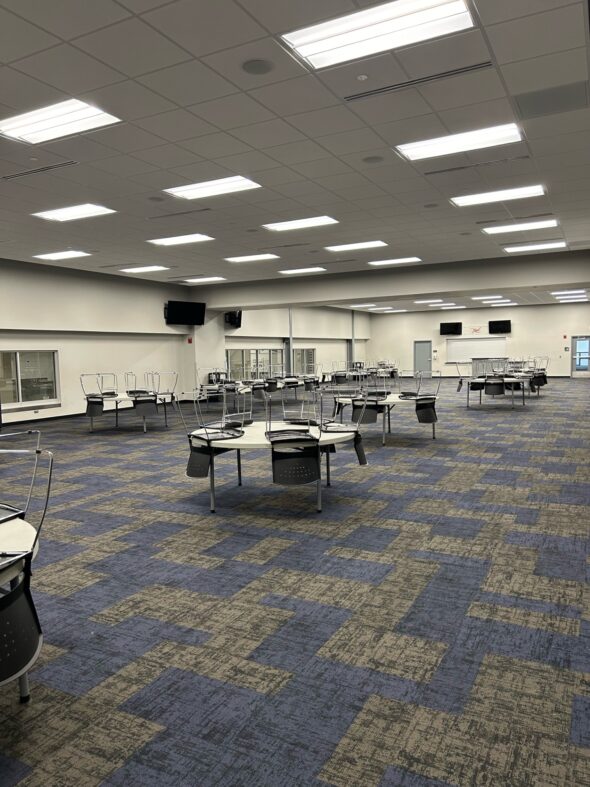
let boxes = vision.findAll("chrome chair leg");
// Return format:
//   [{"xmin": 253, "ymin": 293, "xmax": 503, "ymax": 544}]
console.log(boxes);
[
  {"xmin": 237, "ymin": 450, "xmax": 242, "ymax": 486},
  {"xmin": 19, "ymin": 673, "xmax": 30, "ymax": 704},
  {"xmin": 209, "ymin": 453, "xmax": 216, "ymax": 513}
]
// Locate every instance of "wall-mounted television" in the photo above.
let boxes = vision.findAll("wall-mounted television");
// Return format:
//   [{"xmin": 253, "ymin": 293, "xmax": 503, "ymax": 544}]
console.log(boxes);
[
  {"xmin": 224, "ymin": 310, "xmax": 242, "ymax": 328},
  {"xmin": 489, "ymin": 319, "xmax": 511, "ymax": 334},
  {"xmin": 165, "ymin": 301, "xmax": 206, "ymax": 325},
  {"xmin": 440, "ymin": 322, "xmax": 462, "ymax": 335}
]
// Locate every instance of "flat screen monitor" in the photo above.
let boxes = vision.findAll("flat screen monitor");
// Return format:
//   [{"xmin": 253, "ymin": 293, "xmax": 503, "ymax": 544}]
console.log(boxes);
[
  {"xmin": 165, "ymin": 301, "xmax": 206, "ymax": 325},
  {"xmin": 489, "ymin": 319, "xmax": 511, "ymax": 334},
  {"xmin": 440, "ymin": 322, "xmax": 462, "ymax": 336},
  {"xmin": 224, "ymin": 310, "xmax": 242, "ymax": 328}
]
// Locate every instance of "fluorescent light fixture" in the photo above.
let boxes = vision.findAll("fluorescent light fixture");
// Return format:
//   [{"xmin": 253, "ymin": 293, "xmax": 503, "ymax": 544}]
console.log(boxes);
[
  {"xmin": 369, "ymin": 306, "xmax": 394, "ymax": 311},
  {"xmin": 504, "ymin": 241, "xmax": 566, "ymax": 254},
  {"xmin": 415, "ymin": 298, "xmax": 442, "ymax": 303},
  {"xmin": 491, "ymin": 302, "xmax": 518, "ymax": 307},
  {"xmin": 263, "ymin": 216, "xmax": 337, "ymax": 231},
  {"xmin": 327, "ymin": 240, "xmax": 387, "ymax": 252},
  {"xmin": 385, "ymin": 309, "xmax": 408, "ymax": 313},
  {"xmin": 281, "ymin": 0, "xmax": 474, "ymax": 70},
  {"xmin": 0, "ymin": 99, "xmax": 120, "ymax": 144},
  {"xmin": 430, "ymin": 302, "xmax": 455, "ymax": 307},
  {"xmin": 33, "ymin": 203, "xmax": 115, "ymax": 222},
  {"xmin": 397, "ymin": 123, "xmax": 521, "ymax": 161},
  {"xmin": 488, "ymin": 299, "xmax": 511, "ymax": 304},
  {"xmin": 184, "ymin": 276, "xmax": 226, "ymax": 284},
  {"xmin": 165, "ymin": 176, "xmax": 261, "ymax": 200},
  {"xmin": 225, "ymin": 253, "xmax": 279, "ymax": 263},
  {"xmin": 33, "ymin": 250, "xmax": 90, "ymax": 260},
  {"xmin": 350, "ymin": 303, "xmax": 376, "ymax": 307},
  {"xmin": 471, "ymin": 295, "xmax": 503, "ymax": 300},
  {"xmin": 147, "ymin": 233, "xmax": 213, "ymax": 246},
  {"xmin": 367, "ymin": 256, "xmax": 420, "ymax": 266},
  {"xmin": 556, "ymin": 296, "xmax": 588, "ymax": 302},
  {"xmin": 551, "ymin": 290, "xmax": 586, "ymax": 296},
  {"xmin": 441, "ymin": 305, "xmax": 466, "ymax": 310},
  {"xmin": 120, "ymin": 266, "xmax": 169, "ymax": 273},
  {"xmin": 483, "ymin": 219, "xmax": 558, "ymax": 235},
  {"xmin": 279, "ymin": 266, "xmax": 326, "ymax": 275},
  {"xmin": 451, "ymin": 185, "xmax": 545, "ymax": 207}
]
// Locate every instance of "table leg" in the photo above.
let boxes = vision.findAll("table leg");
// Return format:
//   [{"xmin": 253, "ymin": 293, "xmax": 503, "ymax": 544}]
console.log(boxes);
[
  {"xmin": 115, "ymin": 401, "xmax": 119, "ymax": 427},
  {"xmin": 467, "ymin": 385, "xmax": 470, "ymax": 408},
  {"xmin": 209, "ymin": 452, "xmax": 216, "ymax": 513},
  {"xmin": 382, "ymin": 409, "xmax": 386, "ymax": 446},
  {"xmin": 163, "ymin": 399, "xmax": 168, "ymax": 427},
  {"xmin": 143, "ymin": 416, "xmax": 147, "ymax": 433},
  {"xmin": 237, "ymin": 449, "xmax": 242, "ymax": 486},
  {"xmin": 511, "ymin": 385, "xmax": 514, "ymax": 409},
  {"xmin": 326, "ymin": 449, "xmax": 331, "ymax": 487},
  {"xmin": 387, "ymin": 406, "xmax": 391, "ymax": 433},
  {"xmin": 432, "ymin": 422, "xmax": 436, "ymax": 440}
]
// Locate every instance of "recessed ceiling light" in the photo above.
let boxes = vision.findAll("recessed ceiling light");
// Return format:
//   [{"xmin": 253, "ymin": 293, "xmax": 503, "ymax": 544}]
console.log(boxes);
[
  {"xmin": 120, "ymin": 266, "xmax": 169, "ymax": 273},
  {"xmin": 225, "ymin": 253, "xmax": 279, "ymax": 262},
  {"xmin": 441, "ymin": 305, "xmax": 466, "ymax": 309},
  {"xmin": 263, "ymin": 216, "xmax": 338, "ymax": 231},
  {"xmin": 350, "ymin": 303, "xmax": 376, "ymax": 307},
  {"xmin": 451, "ymin": 185, "xmax": 545, "ymax": 207},
  {"xmin": 165, "ymin": 176, "xmax": 261, "ymax": 200},
  {"xmin": 369, "ymin": 306, "xmax": 394, "ymax": 311},
  {"xmin": 471, "ymin": 295, "xmax": 504, "ymax": 300},
  {"xmin": 184, "ymin": 276, "xmax": 226, "ymax": 284},
  {"xmin": 385, "ymin": 309, "xmax": 408, "ymax": 313},
  {"xmin": 482, "ymin": 219, "xmax": 558, "ymax": 234},
  {"xmin": 415, "ymin": 299, "xmax": 442, "ymax": 303},
  {"xmin": 489, "ymin": 299, "xmax": 511, "ymax": 304},
  {"xmin": 491, "ymin": 302, "xmax": 518, "ymax": 307},
  {"xmin": 504, "ymin": 241, "xmax": 566, "ymax": 253},
  {"xmin": 0, "ymin": 99, "xmax": 120, "ymax": 144},
  {"xmin": 551, "ymin": 290, "xmax": 586, "ymax": 296},
  {"xmin": 326, "ymin": 240, "xmax": 387, "ymax": 252},
  {"xmin": 430, "ymin": 302, "xmax": 455, "ymax": 307},
  {"xmin": 556, "ymin": 297, "xmax": 589, "ymax": 303},
  {"xmin": 147, "ymin": 233, "xmax": 214, "ymax": 246},
  {"xmin": 397, "ymin": 123, "xmax": 522, "ymax": 161},
  {"xmin": 281, "ymin": 0, "xmax": 474, "ymax": 70},
  {"xmin": 33, "ymin": 203, "xmax": 115, "ymax": 222},
  {"xmin": 367, "ymin": 256, "xmax": 420, "ymax": 266},
  {"xmin": 279, "ymin": 267, "xmax": 326, "ymax": 275},
  {"xmin": 33, "ymin": 250, "xmax": 90, "ymax": 260}
]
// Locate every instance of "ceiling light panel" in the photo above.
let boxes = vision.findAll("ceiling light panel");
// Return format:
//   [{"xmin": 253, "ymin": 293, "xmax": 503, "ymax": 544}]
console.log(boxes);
[
  {"xmin": 33, "ymin": 203, "xmax": 115, "ymax": 221},
  {"xmin": 491, "ymin": 302, "xmax": 518, "ymax": 306},
  {"xmin": 551, "ymin": 290, "xmax": 586, "ymax": 296},
  {"xmin": 350, "ymin": 303, "xmax": 376, "ymax": 307},
  {"xmin": 0, "ymin": 99, "xmax": 120, "ymax": 144},
  {"xmin": 397, "ymin": 123, "xmax": 521, "ymax": 161},
  {"xmin": 367, "ymin": 256, "xmax": 420, "ymax": 265},
  {"xmin": 369, "ymin": 306, "xmax": 394, "ymax": 311},
  {"xmin": 279, "ymin": 267, "xmax": 326, "ymax": 275},
  {"xmin": 147, "ymin": 233, "xmax": 214, "ymax": 246},
  {"xmin": 471, "ymin": 295, "xmax": 503, "ymax": 300},
  {"xmin": 555, "ymin": 296, "xmax": 588, "ymax": 302},
  {"xmin": 120, "ymin": 266, "xmax": 169, "ymax": 273},
  {"xmin": 504, "ymin": 241, "xmax": 566, "ymax": 253},
  {"xmin": 263, "ymin": 216, "xmax": 338, "ymax": 231},
  {"xmin": 225, "ymin": 254, "xmax": 279, "ymax": 262},
  {"xmin": 441, "ymin": 305, "xmax": 466, "ymax": 309},
  {"xmin": 482, "ymin": 219, "xmax": 558, "ymax": 235},
  {"xmin": 430, "ymin": 302, "xmax": 455, "ymax": 307},
  {"xmin": 327, "ymin": 241, "xmax": 387, "ymax": 252},
  {"xmin": 184, "ymin": 277, "xmax": 226, "ymax": 284},
  {"xmin": 33, "ymin": 250, "xmax": 90, "ymax": 260},
  {"xmin": 165, "ymin": 176, "xmax": 261, "ymax": 200},
  {"xmin": 386, "ymin": 309, "xmax": 408, "ymax": 313},
  {"xmin": 281, "ymin": 0, "xmax": 474, "ymax": 70},
  {"xmin": 415, "ymin": 299, "xmax": 442, "ymax": 303},
  {"xmin": 451, "ymin": 185, "xmax": 545, "ymax": 207}
]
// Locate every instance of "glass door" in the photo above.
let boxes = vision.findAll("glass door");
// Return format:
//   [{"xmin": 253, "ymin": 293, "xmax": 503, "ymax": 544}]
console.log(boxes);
[{"xmin": 572, "ymin": 336, "xmax": 590, "ymax": 378}]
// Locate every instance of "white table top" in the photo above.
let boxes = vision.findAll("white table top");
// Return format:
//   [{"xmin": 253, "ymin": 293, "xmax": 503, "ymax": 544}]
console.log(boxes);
[
  {"xmin": 191, "ymin": 420, "xmax": 355, "ymax": 450},
  {"xmin": 0, "ymin": 518, "xmax": 38, "ymax": 584},
  {"xmin": 335, "ymin": 392, "xmax": 437, "ymax": 406}
]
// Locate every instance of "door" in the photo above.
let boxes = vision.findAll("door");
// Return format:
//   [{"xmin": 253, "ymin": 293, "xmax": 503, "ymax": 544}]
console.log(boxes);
[
  {"xmin": 572, "ymin": 336, "xmax": 590, "ymax": 378},
  {"xmin": 414, "ymin": 341, "xmax": 432, "ymax": 374}
]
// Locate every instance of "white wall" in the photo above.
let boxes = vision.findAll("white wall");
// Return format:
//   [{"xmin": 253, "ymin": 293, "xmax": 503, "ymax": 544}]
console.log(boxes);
[{"xmin": 367, "ymin": 303, "xmax": 590, "ymax": 376}]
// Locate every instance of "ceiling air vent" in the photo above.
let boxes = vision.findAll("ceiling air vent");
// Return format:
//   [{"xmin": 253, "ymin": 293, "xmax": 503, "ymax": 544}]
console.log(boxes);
[
  {"xmin": 272, "ymin": 242, "xmax": 311, "ymax": 249},
  {"xmin": 474, "ymin": 212, "xmax": 554, "ymax": 225},
  {"xmin": 344, "ymin": 61, "xmax": 492, "ymax": 101},
  {"xmin": 148, "ymin": 207, "xmax": 212, "ymax": 219},
  {"xmin": 515, "ymin": 81, "xmax": 588, "ymax": 120},
  {"xmin": 424, "ymin": 155, "xmax": 530, "ymax": 176},
  {"xmin": 1, "ymin": 160, "xmax": 78, "ymax": 180}
]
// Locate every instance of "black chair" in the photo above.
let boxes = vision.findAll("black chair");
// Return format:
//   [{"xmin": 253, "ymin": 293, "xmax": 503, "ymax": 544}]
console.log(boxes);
[
  {"xmin": 133, "ymin": 395, "xmax": 159, "ymax": 431},
  {"xmin": 415, "ymin": 397, "xmax": 437, "ymax": 439},
  {"xmin": 352, "ymin": 398, "xmax": 381, "ymax": 424},
  {"xmin": 0, "ymin": 552, "xmax": 42, "ymax": 703},
  {"xmin": 484, "ymin": 377, "xmax": 505, "ymax": 397},
  {"xmin": 270, "ymin": 434, "xmax": 322, "ymax": 512},
  {"xmin": 85, "ymin": 396, "xmax": 104, "ymax": 431}
]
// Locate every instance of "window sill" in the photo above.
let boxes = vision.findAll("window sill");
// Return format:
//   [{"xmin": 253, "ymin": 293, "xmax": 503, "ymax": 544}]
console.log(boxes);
[{"xmin": 2, "ymin": 400, "xmax": 61, "ymax": 413}]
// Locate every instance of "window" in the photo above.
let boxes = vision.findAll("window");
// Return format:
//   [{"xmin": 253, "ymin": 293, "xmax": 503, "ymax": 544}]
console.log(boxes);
[
  {"xmin": 293, "ymin": 348, "xmax": 316, "ymax": 375},
  {"xmin": 0, "ymin": 351, "xmax": 59, "ymax": 409},
  {"xmin": 226, "ymin": 349, "xmax": 284, "ymax": 379}
]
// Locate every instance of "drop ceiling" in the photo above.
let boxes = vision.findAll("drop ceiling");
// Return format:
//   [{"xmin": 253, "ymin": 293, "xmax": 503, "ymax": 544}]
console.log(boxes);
[{"xmin": 0, "ymin": 0, "xmax": 589, "ymax": 293}]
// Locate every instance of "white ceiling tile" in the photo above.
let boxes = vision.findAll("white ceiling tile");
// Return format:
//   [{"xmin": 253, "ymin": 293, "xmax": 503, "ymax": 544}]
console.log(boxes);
[
  {"xmin": 181, "ymin": 132, "xmax": 252, "ymax": 158},
  {"xmin": 474, "ymin": 0, "xmax": 579, "ymax": 25},
  {"xmin": 501, "ymin": 48, "xmax": 588, "ymax": 95},
  {"xmin": 522, "ymin": 107, "xmax": 590, "ymax": 139},
  {"xmin": 213, "ymin": 150, "xmax": 279, "ymax": 172},
  {"xmin": 80, "ymin": 80, "xmax": 177, "ymax": 121},
  {"xmin": 419, "ymin": 69, "xmax": 506, "ymax": 111},
  {"xmin": 286, "ymin": 106, "xmax": 365, "ymax": 137},
  {"xmin": 90, "ymin": 154, "xmax": 158, "ymax": 176},
  {"xmin": 266, "ymin": 139, "xmax": 332, "ymax": 165},
  {"xmin": 253, "ymin": 167, "xmax": 304, "ymax": 186},
  {"xmin": 132, "ymin": 144, "xmax": 201, "ymax": 168},
  {"xmin": 317, "ymin": 52, "xmax": 408, "ymax": 98},
  {"xmin": 202, "ymin": 38, "xmax": 307, "ymax": 90},
  {"xmin": 133, "ymin": 110, "xmax": 216, "ymax": 142},
  {"xmin": 13, "ymin": 44, "xmax": 124, "ymax": 93},
  {"xmin": 291, "ymin": 158, "xmax": 353, "ymax": 178},
  {"xmin": 374, "ymin": 114, "xmax": 448, "ymax": 146},
  {"xmin": 168, "ymin": 161, "xmax": 234, "ymax": 182},
  {"xmin": 143, "ymin": 0, "xmax": 266, "ymax": 57},
  {"xmin": 89, "ymin": 123, "xmax": 167, "ymax": 152},
  {"xmin": 528, "ymin": 129, "xmax": 590, "ymax": 156},
  {"xmin": 0, "ymin": 66, "xmax": 64, "ymax": 112},
  {"xmin": 396, "ymin": 30, "xmax": 491, "ymax": 80},
  {"xmin": 234, "ymin": 0, "xmax": 356, "ymax": 33},
  {"xmin": 438, "ymin": 99, "xmax": 516, "ymax": 133},
  {"xmin": 316, "ymin": 128, "xmax": 385, "ymax": 155},
  {"xmin": 249, "ymin": 76, "xmax": 340, "ymax": 115},
  {"xmin": 1, "ymin": 0, "xmax": 130, "ymax": 38},
  {"xmin": 190, "ymin": 93, "xmax": 275, "ymax": 129},
  {"xmin": 349, "ymin": 89, "xmax": 432, "ymax": 125},
  {"xmin": 42, "ymin": 135, "xmax": 118, "ymax": 162},
  {"xmin": 116, "ymin": 0, "xmax": 169, "ymax": 11},
  {"xmin": 0, "ymin": 9, "xmax": 59, "ymax": 63},
  {"xmin": 138, "ymin": 60, "xmax": 237, "ymax": 105},
  {"xmin": 486, "ymin": 5, "xmax": 586, "ymax": 65},
  {"xmin": 231, "ymin": 119, "xmax": 305, "ymax": 148}
]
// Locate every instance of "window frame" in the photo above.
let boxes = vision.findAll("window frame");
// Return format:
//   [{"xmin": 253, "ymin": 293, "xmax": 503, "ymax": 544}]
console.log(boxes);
[{"xmin": 0, "ymin": 350, "xmax": 61, "ymax": 412}]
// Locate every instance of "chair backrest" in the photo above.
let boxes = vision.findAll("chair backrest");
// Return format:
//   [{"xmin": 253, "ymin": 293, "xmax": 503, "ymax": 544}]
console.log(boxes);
[
  {"xmin": 418, "ymin": 370, "xmax": 442, "ymax": 396},
  {"xmin": 222, "ymin": 385, "xmax": 253, "ymax": 427},
  {"xmin": 352, "ymin": 398, "xmax": 378, "ymax": 424},
  {"xmin": 133, "ymin": 395, "xmax": 158, "ymax": 416},
  {"xmin": 415, "ymin": 397, "xmax": 437, "ymax": 423},
  {"xmin": 484, "ymin": 377, "xmax": 505, "ymax": 396},
  {"xmin": 0, "ymin": 448, "xmax": 53, "ymax": 537},
  {"xmin": 399, "ymin": 370, "xmax": 421, "ymax": 396},
  {"xmin": 0, "ymin": 553, "xmax": 43, "ymax": 690},
  {"xmin": 271, "ymin": 437, "xmax": 320, "ymax": 486}
]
